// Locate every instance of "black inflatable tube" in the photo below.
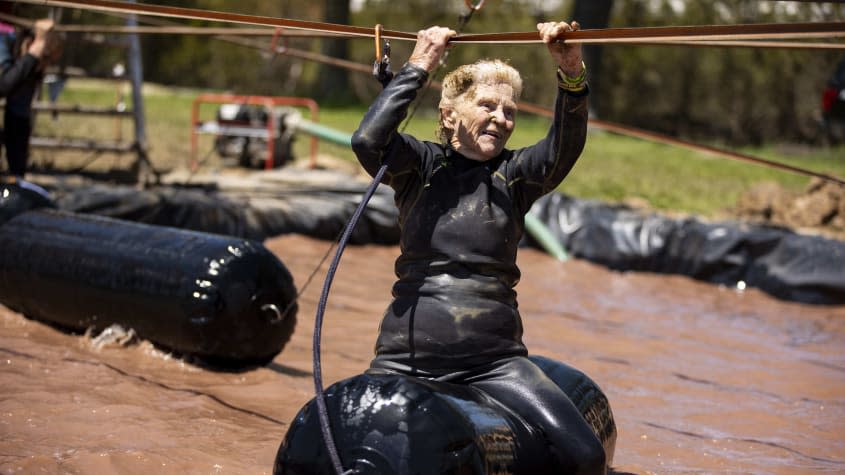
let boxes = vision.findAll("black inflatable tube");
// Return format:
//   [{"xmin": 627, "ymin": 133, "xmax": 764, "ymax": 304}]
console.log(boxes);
[
  {"xmin": 0, "ymin": 183, "xmax": 55, "ymax": 225},
  {"xmin": 54, "ymin": 183, "xmax": 845, "ymax": 305},
  {"xmin": 0, "ymin": 208, "xmax": 298, "ymax": 367},
  {"xmin": 275, "ymin": 357, "xmax": 616, "ymax": 474}
]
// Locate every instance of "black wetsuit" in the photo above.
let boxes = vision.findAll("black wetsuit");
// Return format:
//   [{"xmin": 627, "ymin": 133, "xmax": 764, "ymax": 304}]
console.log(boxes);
[{"xmin": 351, "ymin": 64, "xmax": 605, "ymax": 474}]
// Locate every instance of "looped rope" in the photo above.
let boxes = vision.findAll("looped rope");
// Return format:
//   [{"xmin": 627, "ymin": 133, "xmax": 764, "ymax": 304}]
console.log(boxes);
[{"xmin": 312, "ymin": 163, "xmax": 389, "ymax": 475}]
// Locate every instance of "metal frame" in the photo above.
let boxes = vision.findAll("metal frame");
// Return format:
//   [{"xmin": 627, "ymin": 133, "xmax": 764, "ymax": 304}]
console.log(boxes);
[{"xmin": 190, "ymin": 93, "xmax": 319, "ymax": 170}]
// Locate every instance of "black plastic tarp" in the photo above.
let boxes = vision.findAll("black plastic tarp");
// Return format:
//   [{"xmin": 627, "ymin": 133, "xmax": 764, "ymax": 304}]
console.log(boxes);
[
  {"xmin": 54, "ymin": 182, "xmax": 399, "ymax": 245},
  {"xmin": 20, "ymin": 178, "xmax": 844, "ymax": 306},
  {"xmin": 528, "ymin": 193, "xmax": 845, "ymax": 306}
]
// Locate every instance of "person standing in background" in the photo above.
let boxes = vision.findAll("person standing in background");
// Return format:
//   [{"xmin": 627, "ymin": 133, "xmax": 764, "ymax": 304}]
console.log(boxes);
[{"xmin": 1, "ymin": 2, "xmax": 62, "ymax": 186}]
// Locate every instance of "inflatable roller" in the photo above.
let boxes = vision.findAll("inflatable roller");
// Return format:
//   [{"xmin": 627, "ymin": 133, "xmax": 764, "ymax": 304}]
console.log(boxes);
[
  {"xmin": 0, "ymin": 182, "xmax": 55, "ymax": 225},
  {"xmin": 0, "ymin": 208, "xmax": 298, "ymax": 367},
  {"xmin": 275, "ymin": 356, "xmax": 616, "ymax": 474}
]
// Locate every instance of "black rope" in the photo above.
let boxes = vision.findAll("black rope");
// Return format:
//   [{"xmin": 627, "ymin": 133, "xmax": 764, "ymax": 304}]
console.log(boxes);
[{"xmin": 312, "ymin": 163, "xmax": 388, "ymax": 475}]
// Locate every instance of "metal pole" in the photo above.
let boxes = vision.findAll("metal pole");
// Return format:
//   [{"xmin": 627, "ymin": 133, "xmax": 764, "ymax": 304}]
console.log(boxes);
[{"xmin": 126, "ymin": 0, "xmax": 150, "ymax": 184}]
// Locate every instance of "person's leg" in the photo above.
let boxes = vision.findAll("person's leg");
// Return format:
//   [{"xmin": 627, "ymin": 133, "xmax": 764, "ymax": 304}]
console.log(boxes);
[
  {"xmin": 467, "ymin": 357, "xmax": 607, "ymax": 474},
  {"xmin": 4, "ymin": 113, "xmax": 32, "ymax": 178},
  {"xmin": 1, "ymin": 126, "xmax": 6, "ymax": 176}
]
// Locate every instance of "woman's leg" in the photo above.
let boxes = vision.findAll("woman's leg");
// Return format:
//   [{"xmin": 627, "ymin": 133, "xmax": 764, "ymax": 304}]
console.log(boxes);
[{"xmin": 466, "ymin": 357, "xmax": 607, "ymax": 475}]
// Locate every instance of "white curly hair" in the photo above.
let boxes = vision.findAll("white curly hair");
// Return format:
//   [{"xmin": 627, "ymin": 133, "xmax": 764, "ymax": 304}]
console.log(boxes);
[{"xmin": 437, "ymin": 59, "xmax": 523, "ymax": 143}]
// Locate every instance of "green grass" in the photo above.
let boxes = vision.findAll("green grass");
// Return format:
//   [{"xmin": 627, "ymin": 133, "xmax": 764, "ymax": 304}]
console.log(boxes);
[{"xmin": 33, "ymin": 80, "xmax": 845, "ymax": 220}]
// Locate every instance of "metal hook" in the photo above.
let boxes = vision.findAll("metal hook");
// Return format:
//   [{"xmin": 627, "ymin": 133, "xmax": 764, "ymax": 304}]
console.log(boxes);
[
  {"xmin": 373, "ymin": 23, "xmax": 393, "ymax": 87},
  {"xmin": 271, "ymin": 27, "xmax": 289, "ymax": 55}
]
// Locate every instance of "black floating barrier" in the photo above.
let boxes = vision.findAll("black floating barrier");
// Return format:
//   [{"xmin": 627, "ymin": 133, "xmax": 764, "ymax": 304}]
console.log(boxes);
[
  {"xmin": 275, "ymin": 355, "xmax": 616, "ymax": 475},
  {"xmin": 0, "ymin": 207, "xmax": 298, "ymax": 367},
  {"xmin": 0, "ymin": 183, "xmax": 55, "ymax": 225},
  {"xmin": 529, "ymin": 193, "xmax": 845, "ymax": 306},
  {"xmin": 52, "ymin": 181, "xmax": 845, "ymax": 305}
]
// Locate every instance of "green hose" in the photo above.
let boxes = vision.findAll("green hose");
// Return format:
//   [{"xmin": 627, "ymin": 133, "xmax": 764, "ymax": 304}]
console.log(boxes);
[
  {"xmin": 525, "ymin": 212, "xmax": 568, "ymax": 261},
  {"xmin": 290, "ymin": 118, "xmax": 352, "ymax": 147}
]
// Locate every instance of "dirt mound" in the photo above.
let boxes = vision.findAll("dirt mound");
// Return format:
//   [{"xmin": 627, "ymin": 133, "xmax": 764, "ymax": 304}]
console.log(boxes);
[{"xmin": 734, "ymin": 178, "xmax": 845, "ymax": 241}]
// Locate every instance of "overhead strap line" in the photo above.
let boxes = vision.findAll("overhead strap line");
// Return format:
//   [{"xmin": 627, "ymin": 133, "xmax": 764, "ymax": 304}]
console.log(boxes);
[
  {"xmin": 636, "ymin": 39, "xmax": 845, "ymax": 50},
  {"xmin": 500, "ymin": 101, "xmax": 845, "ymax": 186},
  {"xmin": 60, "ymin": 25, "xmax": 346, "ymax": 37},
  {"xmin": 453, "ymin": 23, "xmax": 845, "ymax": 43},
  {"xmin": 265, "ymin": 44, "xmax": 845, "ymax": 185},
  {"xmin": 13, "ymin": 0, "xmax": 845, "ymax": 45},
  {"xmin": 14, "ymin": 0, "xmax": 417, "ymax": 41},
  {"xmin": 15, "ymin": 1, "xmax": 843, "ymax": 184},
  {"xmin": 592, "ymin": 119, "xmax": 845, "ymax": 186},
  {"xmin": 3, "ymin": 11, "xmax": 842, "ymax": 49}
]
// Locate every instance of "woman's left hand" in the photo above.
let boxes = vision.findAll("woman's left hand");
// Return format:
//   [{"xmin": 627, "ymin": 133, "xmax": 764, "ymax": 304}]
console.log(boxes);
[
  {"xmin": 537, "ymin": 21, "xmax": 583, "ymax": 77},
  {"xmin": 408, "ymin": 26, "xmax": 456, "ymax": 73}
]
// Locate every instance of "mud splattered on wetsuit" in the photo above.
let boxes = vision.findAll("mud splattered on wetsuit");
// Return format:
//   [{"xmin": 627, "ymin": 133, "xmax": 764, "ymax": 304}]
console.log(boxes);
[
  {"xmin": 352, "ymin": 63, "xmax": 589, "ymax": 374},
  {"xmin": 359, "ymin": 63, "xmax": 606, "ymax": 472}
]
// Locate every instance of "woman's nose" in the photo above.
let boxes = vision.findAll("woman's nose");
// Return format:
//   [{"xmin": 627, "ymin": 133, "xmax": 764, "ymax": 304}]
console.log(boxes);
[{"xmin": 489, "ymin": 109, "xmax": 504, "ymax": 124}]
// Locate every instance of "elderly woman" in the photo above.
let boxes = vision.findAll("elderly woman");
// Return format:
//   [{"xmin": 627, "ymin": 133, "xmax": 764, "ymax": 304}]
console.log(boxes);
[{"xmin": 351, "ymin": 22, "xmax": 604, "ymax": 473}]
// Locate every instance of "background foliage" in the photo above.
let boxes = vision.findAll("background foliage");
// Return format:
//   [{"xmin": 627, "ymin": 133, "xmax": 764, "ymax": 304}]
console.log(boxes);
[{"xmin": 14, "ymin": 0, "xmax": 845, "ymax": 146}]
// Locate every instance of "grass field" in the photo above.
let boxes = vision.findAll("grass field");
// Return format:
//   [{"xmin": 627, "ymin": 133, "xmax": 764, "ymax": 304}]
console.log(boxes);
[{"xmin": 31, "ymin": 79, "xmax": 845, "ymax": 220}]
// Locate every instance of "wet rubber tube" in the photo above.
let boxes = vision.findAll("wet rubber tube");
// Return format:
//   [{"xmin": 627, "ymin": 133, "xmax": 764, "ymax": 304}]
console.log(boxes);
[
  {"xmin": 275, "ymin": 363, "xmax": 616, "ymax": 474},
  {"xmin": 0, "ymin": 208, "xmax": 298, "ymax": 367},
  {"xmin": 529, "ymin": 355, "xmax": 617, "ymax": 465},
  {"xmin": 0, "ymin": 183, "xmax": 55, "ymax": 225}
]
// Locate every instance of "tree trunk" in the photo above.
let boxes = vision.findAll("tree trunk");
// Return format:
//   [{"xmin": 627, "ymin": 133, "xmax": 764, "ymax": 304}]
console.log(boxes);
[
  {"xmin": 318, "ymin": 0, "xmax": 351, "ymax": 104},
  {"xmin": 571, "ymin": 0, "xmax": 614, "ymax": 116}
]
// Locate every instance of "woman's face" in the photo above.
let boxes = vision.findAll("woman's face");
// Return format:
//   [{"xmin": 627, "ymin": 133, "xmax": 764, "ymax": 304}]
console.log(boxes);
[{"xmin": 444, "ymin": 82, "xmax": 517, "ymax": 162}]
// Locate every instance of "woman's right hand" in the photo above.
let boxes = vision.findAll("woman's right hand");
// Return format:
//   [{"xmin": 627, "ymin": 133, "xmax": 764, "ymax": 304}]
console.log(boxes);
[
  {"xmin": 26, "ymin": 19, "xmax": 53, "ymax": 58},
  {"xmin": 407, "ymin": 26, "xmax": 456, "ymax": 73}
]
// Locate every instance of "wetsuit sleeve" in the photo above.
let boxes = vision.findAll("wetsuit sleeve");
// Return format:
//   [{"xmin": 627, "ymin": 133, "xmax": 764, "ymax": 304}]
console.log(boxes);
[
  {"xmin": 509, "ymin": 87, "xmax": 589, "ymax": 211},
  {"xmin": 0, "ymin": 47, "xmax": 39, "ymax": 98},
  {"xmin": 351, "ymin": 63, "xmax": 430, "ymax": 189}
]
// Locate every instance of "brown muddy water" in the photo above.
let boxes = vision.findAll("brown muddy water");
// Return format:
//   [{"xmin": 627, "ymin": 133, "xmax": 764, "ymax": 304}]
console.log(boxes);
[{"xmin": 1, "ymin": 233, "xmax": 843, "ymax": 474}]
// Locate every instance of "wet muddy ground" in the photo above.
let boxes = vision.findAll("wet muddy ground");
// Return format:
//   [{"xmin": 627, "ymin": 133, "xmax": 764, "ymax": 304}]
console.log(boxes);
[{"xmin": 1, "ymin": 233, "xmax": 843, "ymax": 474}]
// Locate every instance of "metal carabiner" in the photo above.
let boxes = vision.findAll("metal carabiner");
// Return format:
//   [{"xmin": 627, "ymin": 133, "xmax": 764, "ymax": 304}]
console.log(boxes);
[
  {"xmin": 271, "ymin": 27, "xmax": 289, "ymax": 55},
  {"xmin": 464, "ymin": 0, "xmax": 486, "ymax": 11},
  {"xmin": 373, "ymin": 24, "xmax": 393, "ymax": 87}
]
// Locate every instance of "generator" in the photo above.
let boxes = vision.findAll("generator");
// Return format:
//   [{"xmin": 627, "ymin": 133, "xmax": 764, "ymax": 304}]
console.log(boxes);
[{"xmin": 212, "ymin": 103, "xmax": 296, "ymax": 169}]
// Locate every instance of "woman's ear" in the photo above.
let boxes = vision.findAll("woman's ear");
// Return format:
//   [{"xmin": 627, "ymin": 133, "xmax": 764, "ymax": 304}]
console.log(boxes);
[{"xmin": 440, "ymin": 107, "xmax": 457, "ymax": 129}]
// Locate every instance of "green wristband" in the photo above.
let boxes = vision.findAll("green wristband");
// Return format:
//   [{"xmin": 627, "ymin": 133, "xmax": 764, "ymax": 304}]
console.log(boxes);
[{"xmin": 556, "ymin": 61, "xmax": 587, "ymax": 91}]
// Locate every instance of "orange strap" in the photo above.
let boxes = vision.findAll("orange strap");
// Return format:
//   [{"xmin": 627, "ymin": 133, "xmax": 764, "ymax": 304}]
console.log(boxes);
[
  {"xmin": 374, "ymin": 24, "xmax": 383, "ymax": 61},
  {"xmin": 14, "ymin": 0, "xmax": 845, "ymax": 44}
]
